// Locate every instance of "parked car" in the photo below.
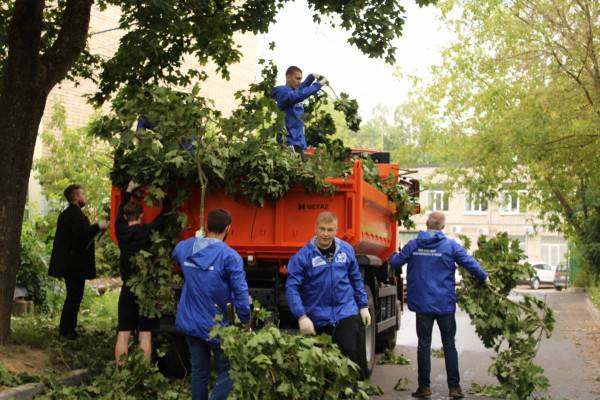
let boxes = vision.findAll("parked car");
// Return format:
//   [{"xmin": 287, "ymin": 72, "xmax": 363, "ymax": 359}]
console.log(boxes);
[
  {"xmin": 553, "ymin": 264, "xmax": 568, "ymax": 291},
  {"xmin": 518, "ymin": 261, "xmax": 556, "ymax": 289}
]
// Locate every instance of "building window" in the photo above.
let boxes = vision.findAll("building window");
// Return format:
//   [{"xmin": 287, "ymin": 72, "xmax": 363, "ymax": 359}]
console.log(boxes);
[
  {"xmin": 500, "ymin": 191, "xmax": 526, "ymax": 214},
  {"xmin": 428, "ymin": 190, "xmax": 449, "ymax": 211},
  {"xmin": 464, "ymin": 192, "xmax": 488, "ymax": 214},
  {"xmin": 541, "ymin": 242, "xmax": 568, "ymax": 266}
]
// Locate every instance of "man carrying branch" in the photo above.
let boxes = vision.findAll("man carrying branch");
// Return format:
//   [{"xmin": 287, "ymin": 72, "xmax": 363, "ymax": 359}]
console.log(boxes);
[
  {"xmin": 389, "ymin": 212, "xmax": 489, "ymax": 399},
  {"xmin": 114, "ymin": 181, "xmax": 171, "ymax": 363}
]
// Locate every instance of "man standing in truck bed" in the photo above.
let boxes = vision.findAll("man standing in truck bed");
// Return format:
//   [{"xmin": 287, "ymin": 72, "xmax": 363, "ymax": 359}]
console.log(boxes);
[
  {"xmin": 272, "ymin": 66, "xmax": 327, "ymax": 158},
  {"xmin": 285, "ymin": 211, "xmax": 372, "ymax": 379}
]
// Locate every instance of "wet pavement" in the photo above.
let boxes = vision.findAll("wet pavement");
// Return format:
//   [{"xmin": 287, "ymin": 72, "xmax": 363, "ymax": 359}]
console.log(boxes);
[{"xmin": 370, "ymin": 287, "xmax": 600, "ymax": 399}]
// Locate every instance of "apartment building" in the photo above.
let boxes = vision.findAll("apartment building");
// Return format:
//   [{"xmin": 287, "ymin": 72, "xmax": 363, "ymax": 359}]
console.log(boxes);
[
  {"xmin": 29, "ymin": 5, "xmax": 258, "ymax": 214},
  {"xmin": 400, "ymin": 167, "xmax": 569, "ymax": 267}
]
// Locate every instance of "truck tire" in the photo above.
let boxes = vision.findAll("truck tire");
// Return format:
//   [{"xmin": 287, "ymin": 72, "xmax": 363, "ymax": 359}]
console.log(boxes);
[{"xmin": 365, "ymin": 286, "xmax": 377, "ymax": 376}]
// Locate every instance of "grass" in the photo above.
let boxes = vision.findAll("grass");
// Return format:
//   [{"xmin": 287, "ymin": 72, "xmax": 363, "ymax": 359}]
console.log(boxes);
[
  {"xmin": 588, "ymin": 286, "xmax": 600, "ymax": 311},
  {"xmin": 8, "ymin": 289, "xmax": 120, "ymax": 376}
]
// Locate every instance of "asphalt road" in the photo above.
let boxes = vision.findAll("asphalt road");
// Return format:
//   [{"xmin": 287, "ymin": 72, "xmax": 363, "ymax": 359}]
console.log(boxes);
[{"xmin": 369, "ymin": 287, "xmax": 600, "ymax": 400}]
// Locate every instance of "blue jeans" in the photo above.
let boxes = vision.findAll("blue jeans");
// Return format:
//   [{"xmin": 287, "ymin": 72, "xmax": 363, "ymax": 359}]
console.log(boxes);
[
  {"xmin": 415, "ymin": 313, "xmax": 460, "ymax": 389},
  {"xmin": 186, "ymin": 336, "xmax": 233, "ymax": 400}
]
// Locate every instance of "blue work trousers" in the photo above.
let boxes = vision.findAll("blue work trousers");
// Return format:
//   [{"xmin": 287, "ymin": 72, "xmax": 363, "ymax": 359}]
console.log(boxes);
[
  {"xmin": 415, "ymin": 313, "xmax": 460, "ymax": 389},
  {"xmin": 186, "ymin": 336, "xmax": 233, "ymax": 400}
]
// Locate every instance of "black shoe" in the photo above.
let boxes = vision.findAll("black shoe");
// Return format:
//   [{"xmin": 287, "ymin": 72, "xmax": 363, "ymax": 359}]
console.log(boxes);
[
  {"xmin": 411, "ymin": 387, "xmax": 432, "ymax": 398},
  {"xmin": 449, "ymin": 387, "xmax": 464, "ymax": 399},
  {"xmin": 59, "ymin": 331, "xmax": 79, "ymax": 340}
]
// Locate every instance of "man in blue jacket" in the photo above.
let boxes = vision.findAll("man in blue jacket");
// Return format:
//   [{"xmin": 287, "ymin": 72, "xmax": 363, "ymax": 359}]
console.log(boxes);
[
  {"xmin": 172, "ymin": 209, "xmax": 250, "ymax": 400},
  {"xmin": 286, "ymin": 211, "xmax": 371, "ymax": 379},
  {"xmin": 272, "ymin": 66, "xmax": 327, "ymax": 158},
  {"xmin": 389, "ymin": 212, "xmax": 489, "ymax": 399}
]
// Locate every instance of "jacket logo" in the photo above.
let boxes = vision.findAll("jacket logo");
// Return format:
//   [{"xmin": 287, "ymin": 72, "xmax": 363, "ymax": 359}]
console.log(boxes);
[
  {"xmin": 311, "ymin": 256, "xmax": 327, "ymax": 268},
  {"xmin": 414, "ymin": 248, "xmax": 442, "ymax": 257},
  {"xmin": 183, "ymin": 262, "xmax": 214, "ymax": 270},
  {"xmin": 335, "ymin": 252, "xmax": 347, "ymax": 263}
]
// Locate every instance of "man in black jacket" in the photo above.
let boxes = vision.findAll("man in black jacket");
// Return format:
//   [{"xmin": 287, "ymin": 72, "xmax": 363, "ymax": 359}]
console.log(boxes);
[
  {"xmin": 114, "ymin": 181, "xmax": 170, "ymax": 363},
  {"xmin": 49, "ymin": 184, "xmax": 107, "ymax": 338}
]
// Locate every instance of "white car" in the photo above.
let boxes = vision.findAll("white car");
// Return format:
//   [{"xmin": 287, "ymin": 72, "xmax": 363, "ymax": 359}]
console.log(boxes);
[{"xmin": 526, "ymin": 261, "xmax": 557, "ymax": 289}]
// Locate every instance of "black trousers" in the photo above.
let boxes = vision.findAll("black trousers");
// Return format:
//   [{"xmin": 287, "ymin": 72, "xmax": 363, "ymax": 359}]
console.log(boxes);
[
  {"xmin": 316, "ymin": 315, "xmax": 368, "ymax": 380},
  {"xmin": 59, "ymin": 275, "xmax": 86, "ymax": 336}
]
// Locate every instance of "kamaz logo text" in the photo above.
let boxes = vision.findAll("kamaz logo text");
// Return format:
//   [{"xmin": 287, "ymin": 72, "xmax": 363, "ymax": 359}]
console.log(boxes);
[{"xmin": 297, "ymin": 203, "xmax": 329, "ymax": 210}]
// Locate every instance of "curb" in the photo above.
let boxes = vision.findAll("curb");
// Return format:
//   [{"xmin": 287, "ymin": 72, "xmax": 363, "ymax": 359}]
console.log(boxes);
[
  {"xmin": 586, "ymin": 296, "xmax": 600, "ymax": 325},
  {"xmin": 0, "ymin": 368, "xmax": 89, "ymax": 400},
  {"xmin": 0, "ymin": 383, "xmax": 44, "ymax": 400},
  {"xmin": 566, "ymin": 287, "xmax": 585, "ymax": 293}
]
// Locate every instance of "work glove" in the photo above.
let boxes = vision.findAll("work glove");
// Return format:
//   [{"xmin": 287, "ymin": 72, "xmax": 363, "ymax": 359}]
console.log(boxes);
[
  {"xmin": 315, "ymin": 74, "xmax": 329, "ymax": 86},
  {"xmin": 298, "ymin": 315, "xmax": 316, "ymax": 336},
  {"xmin": 97, "ymin": 220, "xmax": 108, "ymax": 230},
  {"xmin": 127, "ymin": 180, "xmax": 140, "ymax": 193},
  {"xmin": 360, "ymin": 307, "xmax": 371, "ymax": 327}
]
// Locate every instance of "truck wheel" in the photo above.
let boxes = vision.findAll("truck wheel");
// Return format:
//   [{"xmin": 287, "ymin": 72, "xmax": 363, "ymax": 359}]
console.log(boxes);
[{"xmin": 364, "ymin": 286, "xmax": 377, "ymax": 376}]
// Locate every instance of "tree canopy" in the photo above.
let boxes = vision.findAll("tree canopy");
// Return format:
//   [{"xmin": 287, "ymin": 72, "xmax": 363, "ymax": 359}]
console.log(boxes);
[
  {"xmin": 0, "ymin": 0, "xmax": 435, "ymax": 105},
  {"xmin": 399, "ymin": 0, "xmax": 600, "ymax": 276}
]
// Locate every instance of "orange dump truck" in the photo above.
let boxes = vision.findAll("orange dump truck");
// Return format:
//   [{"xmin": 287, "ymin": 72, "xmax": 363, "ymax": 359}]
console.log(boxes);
[{"xmin": 110, "ymin": 151, "xmax": 419, "ymax": 375}]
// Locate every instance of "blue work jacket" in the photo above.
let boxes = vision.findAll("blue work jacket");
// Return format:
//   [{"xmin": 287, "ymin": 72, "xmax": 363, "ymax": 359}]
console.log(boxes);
[
  {"xmin": 271, "ymin": 74, "xmax": 322, "ymax": 149},
  {"xmin": 389, "ymin": 231, "xmax": 488, "ymax": 315},
  {"xmin": 172, "ymin": 237, "xmax": 250, "ymax": 341},
  {"xmin": 286, "ymin": 238, "xmax": 369, "ymax": 327}
]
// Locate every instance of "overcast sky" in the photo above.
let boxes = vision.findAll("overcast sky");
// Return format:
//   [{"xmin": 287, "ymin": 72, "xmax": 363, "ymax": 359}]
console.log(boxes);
[{"xmin": 258, "ymin": 0, "xmax": 452, "ymax": 121}]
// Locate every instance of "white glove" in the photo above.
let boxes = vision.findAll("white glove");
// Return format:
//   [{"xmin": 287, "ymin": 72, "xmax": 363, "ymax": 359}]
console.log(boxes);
[
  {"xmin": 127, "ymin": 180, "xmax": 140, "ymax": 193},
  {"xmin": 315, "ymin": 74, "xmax": 329, "ymax": 86},
  {"xmin": 97, "ymin": 220, "xmax": 108, "ymax": 230},
  {"xmin": 298, "ymin": 315, "xmax": 316, "ymax": 336},
  {"xmin": 360, "ymin": 308, "xmax": 371, "ymax": 327}
]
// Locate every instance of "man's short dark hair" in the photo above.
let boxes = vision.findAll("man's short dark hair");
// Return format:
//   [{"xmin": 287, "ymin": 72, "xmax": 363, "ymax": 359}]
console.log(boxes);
[
  {"xmin": 124, "ymin": 201, "xmax": 143, "ymax": 222},
  {"xmin": 286, "ymin": 66, "xmax": 302, "ymax": 76},
  {"xmin": 64, "ymin": 184, "xmax": 82, "ymax": 202},
  {"xmin": 207, "ymin": 209, "xmax": 232, "ymax": 234}
]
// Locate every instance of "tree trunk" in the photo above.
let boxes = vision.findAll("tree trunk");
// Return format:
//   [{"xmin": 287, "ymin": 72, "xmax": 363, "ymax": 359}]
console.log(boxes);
[
  {"xmin": 0, "ymin": 92, "xmax": 48, "ymax": 344},
  {"xmin": 0, "ymin": 0, "xmax": 93, "ymax": 343}
]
